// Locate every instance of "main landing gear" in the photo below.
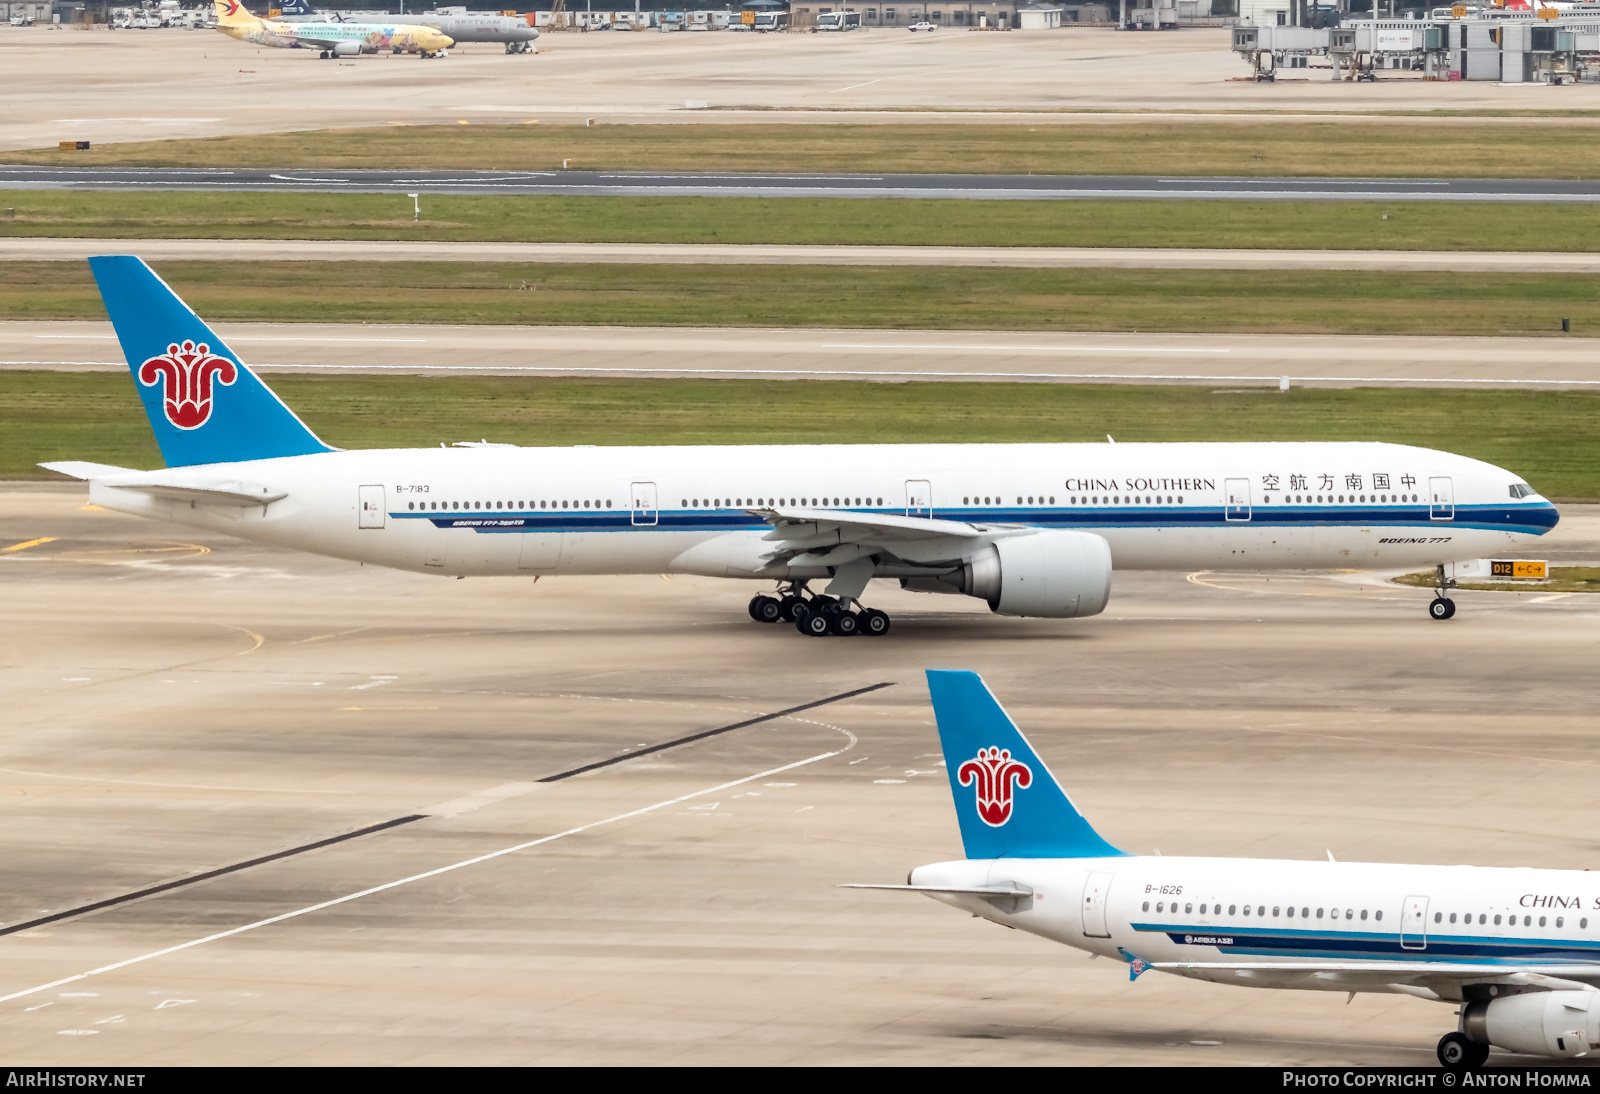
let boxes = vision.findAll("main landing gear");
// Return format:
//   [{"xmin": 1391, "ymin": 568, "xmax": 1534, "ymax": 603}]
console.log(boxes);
[
  {"xmin": 1437, "ymin": 1031, "xmax": 1490, "ymax": 1069},
  {"xmin": 1429, "ymin": 563, "xmax": 1457, "ymax": 622},
  {"xmin": 747, "ymin": 584, "xmax": 891, "ymax": 637}
]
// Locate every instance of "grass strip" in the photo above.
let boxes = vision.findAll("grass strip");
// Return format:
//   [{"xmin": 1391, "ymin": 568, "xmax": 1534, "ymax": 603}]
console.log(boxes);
[
  {"xmin": 5, "ymin": 193, "xmax": 1600, "ymax": 252},
  {"xmin": 7, "ymin": 372, "xmax": 1596, "ymax": 499},
  {"xmin": 3, "ymin": 260, "xmax": 1596, "ymax": 337},
  {"xmin": 12, "ymin": 122, "xmax": 1600, "ymax": 178}
]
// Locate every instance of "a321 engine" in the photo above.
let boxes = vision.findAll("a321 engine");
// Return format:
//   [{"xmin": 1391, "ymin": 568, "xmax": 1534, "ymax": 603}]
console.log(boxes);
[
  {"xmin": 1463, "ymin": 991, "xmax": 1600, "ymax": 1059},
  {"xmin": 902, "ymin": 530, "xmax": 1112, "ymax": 619}
]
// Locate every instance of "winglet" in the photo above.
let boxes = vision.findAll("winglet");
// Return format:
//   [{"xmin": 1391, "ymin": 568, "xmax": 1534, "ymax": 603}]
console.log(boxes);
[
  {"xmin": 1118, "ymin": 948, "xmax": 1152, "ymax": 981},
  {"xmin": 926, "ymin": 670, "xmax": 1125, "ymax": 860}
]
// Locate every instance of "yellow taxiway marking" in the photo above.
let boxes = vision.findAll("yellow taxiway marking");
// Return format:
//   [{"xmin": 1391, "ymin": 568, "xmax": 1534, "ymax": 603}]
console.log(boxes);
[{"xmin": 1, "ymin": 537, "xmax": 57, "ymax": 553}]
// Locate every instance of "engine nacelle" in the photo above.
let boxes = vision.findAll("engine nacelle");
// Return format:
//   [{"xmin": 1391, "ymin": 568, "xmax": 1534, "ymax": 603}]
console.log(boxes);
[
  {"xmin": 332, "ymin": 39, "xmax": 361, "ymax": 56},
  {"xmin": 1465, "ymin": 991, "xmax": 1600, "ymax": 1059},
  {"xmin": 931, "ymin": 531, "xmax": 1111, "ymax": 618}
]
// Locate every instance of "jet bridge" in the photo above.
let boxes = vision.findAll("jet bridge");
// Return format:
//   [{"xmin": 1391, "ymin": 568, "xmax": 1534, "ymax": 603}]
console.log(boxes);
[{"xmin": 1234, "ymin": 11, "xmax": 1600, "ymax": 84}]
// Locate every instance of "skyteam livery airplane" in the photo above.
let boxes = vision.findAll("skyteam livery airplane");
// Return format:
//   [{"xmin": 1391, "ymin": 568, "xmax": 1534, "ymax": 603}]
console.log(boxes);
[
  {"xmin": 45, "ymin": 257, "xmax": 1558, "ymax": 636},
  {"xmin": 853, "ymin": 671, "xmax": 1600, "ymax": 1067}
]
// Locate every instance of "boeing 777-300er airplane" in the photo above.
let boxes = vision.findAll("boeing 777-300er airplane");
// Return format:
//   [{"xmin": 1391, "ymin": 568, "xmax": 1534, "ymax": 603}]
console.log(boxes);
[
  {"xmin": 852, "ymin": 671, "xmax": 1600, "ymax": 1067},
  {"xmin": 46, "ymin": 257, "xmax": 1558, "ymax": 636},
  {"xmin": 212, "ymin": 0, "xmax": 453, "ymax": 58}
]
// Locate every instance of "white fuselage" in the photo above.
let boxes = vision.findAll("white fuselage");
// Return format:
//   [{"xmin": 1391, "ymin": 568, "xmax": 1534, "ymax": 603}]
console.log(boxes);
[
  {"xmin": 913, "ymin": 854, "xmax": 1600, "ymax": 999},
  {"xmin": 90, "ymin": 440, "xmax": 1557, "ymax": 583}
]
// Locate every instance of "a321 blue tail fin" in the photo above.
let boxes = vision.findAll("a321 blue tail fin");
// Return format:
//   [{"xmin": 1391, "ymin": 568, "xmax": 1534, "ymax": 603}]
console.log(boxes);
[
  {"xmin": 926, "ymin": 670, "xmax": 1125, "ymax": 860},
  {"xmin": 88, "ymin": 255, "xmax": 333, "ymax": 468}
]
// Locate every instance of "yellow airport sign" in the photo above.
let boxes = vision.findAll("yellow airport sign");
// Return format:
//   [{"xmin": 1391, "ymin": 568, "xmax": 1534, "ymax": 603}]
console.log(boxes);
[{"xmin": 1490, "ymin": 560, "xmax": 1548, "ymax": 578}]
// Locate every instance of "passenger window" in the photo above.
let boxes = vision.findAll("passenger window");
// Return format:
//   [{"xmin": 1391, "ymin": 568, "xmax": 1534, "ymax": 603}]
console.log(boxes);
[
  {"xmin": 1360, "ymin": 909, "xmax": 1368, "ymax": 921},
  {"xmin": 1478, "ymin": 914, "xmax": 1486, "ymax": 925},
  {"xmin": 1524, "ymin": 916, "xmax": 1532, "ymax": 926},
  {"xmin": 1558, "ymin": 917, "xmax": 1565, "ymax": 928},
  {"xmin": 1583, "ymin": 918, "xmax": 1589, "ymax": 929},
  {"xmin": 1243, "ymin": 905, "xmax": 1251, "ymax": 916},
  {"xmin": 1257, "ymin": 906, "xmax": 1265, "ymax": 916},
  {"xmin": 1142, "ymin": 902, "xmax": 1150, "ymax": 912},
  {"xmin": 1345, "ymin": 909, "xmax": 1353, "ymax": 919},
  {"xmin": 1049, "ymin": 496, "xmax": 1055, "ymax": 504},
  {"xmin": 1448, "ymin": 913, "xmax": 1456, "ymax": 924},
  {"xmin": 1494, "ymin": 914, "xmax": 1502, "ymax": 925},
  {"xmin": 1185, "ymin": 903, "xmax": 1192, "ymax": 914},
  {"xmin": 1283, "ymin": 907, "xmax": 1291, "ymax": 918},
  {"xmin": 1301, "ymin": 907, "xmax": 1309, "ymax": 918},
  {"xmin": 1157, "ymin": 902, "xmax": 1164, "ymax": 913},
  {"xmin": 1434, "ymin": 912, "xmax": 1441, "ymax": 923},
  {"xmin": 1540, "ymin": 916, "xmax": 1547, "ymax": 927},
  {"xmin": 1375, "ymin": 911, "xmax": 1382, "ymax": 921},
  {"xmin": 1229, "ymin": 905, "xmax": 1237, "ymax": 915},
  {"xmin": 1316, "ymin": 908, "xmax": 1324, "ymax": 919}
]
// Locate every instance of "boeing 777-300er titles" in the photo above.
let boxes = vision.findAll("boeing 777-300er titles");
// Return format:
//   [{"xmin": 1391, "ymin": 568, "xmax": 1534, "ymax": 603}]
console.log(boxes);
[
  {"xmin": 47, "ymin": 256, "xmax": 1558, "ymax": 636},
  {"xmin": 276, "ymin": 1, "xmax": 539, "ymax": 53},
  {"xmin": 851, "ymin": 671, "xmax": 1600, "ymax": 1067},
  {"xmin": 212, "ymin": 0, "xmax": 453, "ymax": 58}
]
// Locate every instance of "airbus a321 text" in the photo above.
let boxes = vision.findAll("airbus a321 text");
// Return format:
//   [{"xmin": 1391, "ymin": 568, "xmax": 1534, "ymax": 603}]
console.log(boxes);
[
  {"xmin": 851, "ymin": 671, "xmax": 1600, "ymax": 1067},
  {"xmin": 47, "ymin": 257, "xmax": 1559, "ymax": 636}
]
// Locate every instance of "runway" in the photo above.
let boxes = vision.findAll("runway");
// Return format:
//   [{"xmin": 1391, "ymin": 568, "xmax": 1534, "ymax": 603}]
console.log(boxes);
[
  {"xmin": 8, "ymin": 320, "xmax": 1600, "ymax": 389},
  {"xmin": 15, "ymin": 237, "xmax": 1600, "ymax": 272},
  {"xmin": 6, "ymin": 164, "xmax": 1600, "ymax": 201},
  {"xmin": 1, "ymin": 483, "xmax": 1595, "ymax": 1065}
]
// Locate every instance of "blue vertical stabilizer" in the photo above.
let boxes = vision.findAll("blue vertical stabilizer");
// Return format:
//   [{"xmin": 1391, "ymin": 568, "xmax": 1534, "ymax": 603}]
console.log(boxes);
[
  {"xmin": 88, "ymin": 255, "xmax": 333, "ymax": 468},
  {"xmin": 926, "ymin": 670, "xmax": 1125, "ymax": 860}
]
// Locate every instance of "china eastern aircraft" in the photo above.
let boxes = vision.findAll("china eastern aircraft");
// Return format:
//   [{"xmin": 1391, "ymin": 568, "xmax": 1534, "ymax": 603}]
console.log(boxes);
[
  {"xmin": 212, "ymin": 0, "xmax": 453, "ymax": 58},
  {"xmin": 851, "ymin": 671, "xmax": 1600, "ymax": 1067},
  {"xmin": 276, "ymin": 1, "xmax": 540, "ymax": 53},
  {"xmin": 45, "ymin": 257, "xmax": 1559, "ymax": 636}
]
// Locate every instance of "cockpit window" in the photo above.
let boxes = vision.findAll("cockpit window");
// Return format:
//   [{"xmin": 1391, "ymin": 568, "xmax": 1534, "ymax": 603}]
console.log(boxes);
[{"xmin": 1509, "ymin": 483, "xmax": 1536, "ymax": 499}]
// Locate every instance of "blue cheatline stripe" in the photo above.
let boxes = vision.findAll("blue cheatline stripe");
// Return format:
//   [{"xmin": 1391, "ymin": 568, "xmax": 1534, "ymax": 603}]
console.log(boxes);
[
  {"xmin": 387, "ymin": 502, "xmax": 1554, "ymax": 537},
  {"xmin": 1133, "ymin": 920, "xmax": 1600, "ymax": 963}
]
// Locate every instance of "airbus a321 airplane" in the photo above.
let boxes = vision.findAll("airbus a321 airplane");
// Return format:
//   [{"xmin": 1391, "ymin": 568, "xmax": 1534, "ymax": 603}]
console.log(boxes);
[
  {"xmin": 47, "ymin": 257, "xmax": 1558, "ymax": 636},
  {"xmin": 853, "ymin": 671, "xmax": 1600, "ymax": 1067},
  {"xmin": 212, "ymin": 0, "xmax": 453, "ymax": 59}
]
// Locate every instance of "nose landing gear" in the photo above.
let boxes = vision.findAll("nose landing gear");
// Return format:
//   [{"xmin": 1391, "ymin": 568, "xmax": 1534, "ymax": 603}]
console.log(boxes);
[
  {"xmin": 1428, "ymin": 563, "xmax": 1457, "ymax": 621},
  {"xmin": 748, "ymin": 584, "xmax": 891, "ymax": 637},
  {"xmin": 1437, "ymin": 1031, "xmax": 1489, "ymax": 1069}
]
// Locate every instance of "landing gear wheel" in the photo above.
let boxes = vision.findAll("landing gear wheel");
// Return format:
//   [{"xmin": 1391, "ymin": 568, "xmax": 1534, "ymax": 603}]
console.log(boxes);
[
  {"xmin": 749, "ymin": 595, "xmax": 782, "ymax": 623},
  {"xmin": 830, "ymin": 610, "xmax": 860, "ymax": 636},
  {"xmin": 1429, "ymin": 597, "xmax": 1456, "ymax": 621},
  {"xmin": 1437, "ymin": 1031, "xmax": 1488, "ymax": 1069},
  {"xmin": 798, "ymin": 610, "xmax": 830, "ymax": 637},
  {"xmin": 319, "ymin": 49, "xmax": 329, "ymax": 58},
  {"xmin": 778, "ymin": 595, "xmax": 804, "ymax": 622},
  {"xmin": 860, "ymin": 608, "xmax": 891, "ymax": 636}
]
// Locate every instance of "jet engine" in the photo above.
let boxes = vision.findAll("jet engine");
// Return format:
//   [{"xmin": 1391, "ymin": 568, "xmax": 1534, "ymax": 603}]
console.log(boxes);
[
  {"xmin": 332, "ymin": 39, "xmax": 361, "ymax": 56},
  {"xmin": 904, "ymin": 530, "xmax": 1112, "ymax": 618},
  {"xmin": 1464, "ymin": 991, "xmax": 1600, "ymax": 1059}
]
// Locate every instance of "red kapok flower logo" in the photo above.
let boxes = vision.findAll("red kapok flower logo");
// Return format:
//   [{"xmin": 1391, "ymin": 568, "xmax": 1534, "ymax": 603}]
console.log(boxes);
[
  {"xmin": 137, "ymin": 340, "xmax": 237, "ymax": 430},
  {"xmin": 958, "ymin": 746, "xmax": 1032, "ymax": 827}
]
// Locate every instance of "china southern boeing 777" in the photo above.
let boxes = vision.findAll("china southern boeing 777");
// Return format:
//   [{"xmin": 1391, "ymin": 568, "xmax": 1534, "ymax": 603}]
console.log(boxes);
[
  {"xmin": 45, "ymin": 257, "xmax": 1559, "ymax": 635},
  {"xmin": 853, "ymin": 672, "xmax": 1600, "ymax": 1067}
]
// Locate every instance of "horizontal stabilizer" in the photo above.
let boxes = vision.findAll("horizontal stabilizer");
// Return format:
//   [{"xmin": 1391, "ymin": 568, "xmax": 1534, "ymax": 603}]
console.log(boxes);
[
  {"xmin": 104, "ymin": 480, "xmax": 287, "ymax": 507},
  {"xmin": 39, "ymin": 460, "xmax": 140, "ymax": 480},
  {"xmin": 840, "ymin": 883, "xmax": 1034, "ymax": 897}
]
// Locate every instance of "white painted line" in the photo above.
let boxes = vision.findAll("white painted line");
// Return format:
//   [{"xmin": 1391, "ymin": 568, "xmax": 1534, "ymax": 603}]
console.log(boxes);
[
  {"xmin": 823, "ymin": 343, "xmax": 1231, "ymax": 354},
  {"xmin": 0, "ymin": 746, "xmax": 849, "ymax": 1005}
]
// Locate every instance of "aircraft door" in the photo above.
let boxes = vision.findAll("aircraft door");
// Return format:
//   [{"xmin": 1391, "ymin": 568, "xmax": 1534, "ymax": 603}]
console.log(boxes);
[
  {"xmin": 1400, "ymin": 894, "xmax": 1430, "ymax": 950},
  {"xmin": 358, "ymin": 484, "xmax": 386, "ymax": 529},
  {"xmin": 630, "ymin": 481, "xmax": 658, "ymax": 527},
  {"xmin": 905, "ymin": 479, "xmax": 932, "ymax": 519},
  {"xmin": 1224, "ymin": 478, "xmax": 1252, "ymax": 522},
  {"xmin": 1081, "ymin": 870, "xmax": 1114, "ymax": 938},
  {"xmin": 1429, "ymin": 476, "xmax": 1454, "ymax": 521}
]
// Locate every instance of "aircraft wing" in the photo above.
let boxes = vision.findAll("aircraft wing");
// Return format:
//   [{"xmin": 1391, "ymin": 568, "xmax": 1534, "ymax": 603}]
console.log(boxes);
[
  {"xmin": 752, "ymin": 506, "xmax": 1011, "ymax": 569},
  {"xmin": 1154, "ymin": 960, "xmax": 1600, "ymax": 991}
]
